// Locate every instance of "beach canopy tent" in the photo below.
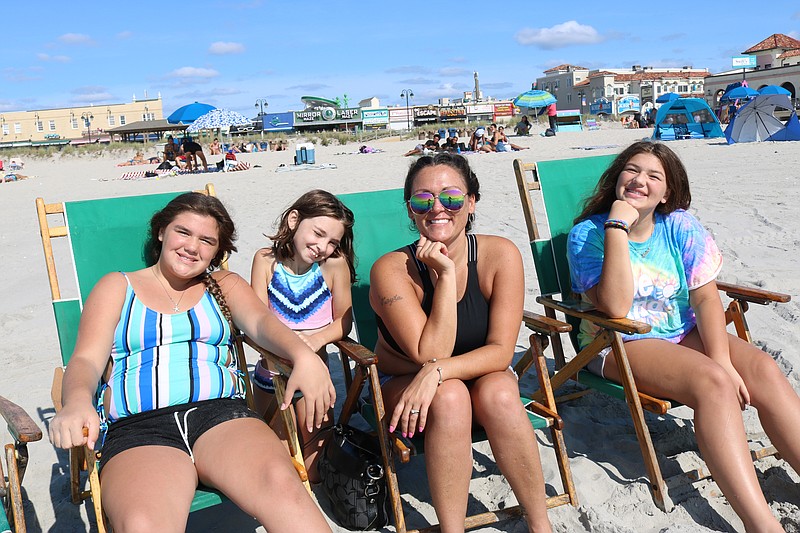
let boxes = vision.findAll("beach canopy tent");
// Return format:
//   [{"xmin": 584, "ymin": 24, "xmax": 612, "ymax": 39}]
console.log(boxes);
[
  {"xmin": 107, "ymin": 119, "xmax": 187, "ymax": 142},
  {"xmin": 724, "ymin": 93, "xmax": 800, "ymax": 144},
  {"xmin": 652, "ymin": 98, "xmax": 724, "ymax": 141},
  {"xmin": 167, "ymin": 102, "xmax": 216, "ymax": 124}
]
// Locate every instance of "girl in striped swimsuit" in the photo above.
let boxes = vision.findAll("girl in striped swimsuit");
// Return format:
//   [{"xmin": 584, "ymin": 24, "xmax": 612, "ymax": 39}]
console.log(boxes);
[
  {"xmin": 251, "ymin": 189, "xmax": 356, "ymax": 483},
  {"xmin": 49, "ymin": 192, "xmax": 334, "ymax": 532}
]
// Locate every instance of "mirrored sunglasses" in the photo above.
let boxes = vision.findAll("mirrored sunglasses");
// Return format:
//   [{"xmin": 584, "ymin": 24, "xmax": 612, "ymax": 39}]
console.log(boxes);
[{"xmin": 408, "ymin": 189, "xmax": 467, "ymax": 215}]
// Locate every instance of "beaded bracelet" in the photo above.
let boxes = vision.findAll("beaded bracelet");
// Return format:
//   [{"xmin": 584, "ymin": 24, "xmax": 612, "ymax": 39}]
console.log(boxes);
[{"xmin": 604, "ymin": 218, "xmax": 630, "ymax": 234}]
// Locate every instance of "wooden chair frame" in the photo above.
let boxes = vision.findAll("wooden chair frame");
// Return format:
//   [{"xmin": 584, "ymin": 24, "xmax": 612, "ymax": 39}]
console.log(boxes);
[
  {"xmin": 0, "ymin": 396, "xmax": 42, "ymax": 533},
  {"xmin": 513, "ymin": 157, "xmax": 790, "ymax": 511},
  {"xmin": 36, "ymin": 184, "xmax": 308, "ymax": 533}
]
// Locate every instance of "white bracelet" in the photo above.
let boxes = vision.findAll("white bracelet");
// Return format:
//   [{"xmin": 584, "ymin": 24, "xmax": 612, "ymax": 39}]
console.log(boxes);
[{"xmin": 436, "ymin": 367, "xmax": 443, "ymax": 385}]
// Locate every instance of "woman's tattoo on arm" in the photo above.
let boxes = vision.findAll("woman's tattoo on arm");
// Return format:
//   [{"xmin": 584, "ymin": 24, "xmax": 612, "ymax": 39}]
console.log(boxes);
[{"xmin": 381, "ymin": 295, "xmax": 402, "ymax": 306}]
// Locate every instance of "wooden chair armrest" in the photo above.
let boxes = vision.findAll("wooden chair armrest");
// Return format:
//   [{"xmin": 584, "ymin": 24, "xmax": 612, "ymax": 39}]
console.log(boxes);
[
  {"xmin": 522, "ymin": 309, "xmax": 571, "ymax": 335},
  {"xmin": 52, "ymin": 367, "xmax": 64, "ymax": 412},
  {"xmin": 716, "ymin": 281, "xmax": 791, "ymax": 305},
  {"xmin": 333, "ymin": 337, "xmax": 379, "ymax": 367},
  {"xmin": 537, "ymin": 296, "xmax": 651, "ymax": 335},
  {"xmin": 0, "ymin": 395, "xmax": 43, "ymax": 444},
  {"xmin": 244, "ymin": 336, "xmax": 294, "ymax": 376},
  {"xmin": 524, "ymin": 400, "xmax": 563, "ymax": 430}
]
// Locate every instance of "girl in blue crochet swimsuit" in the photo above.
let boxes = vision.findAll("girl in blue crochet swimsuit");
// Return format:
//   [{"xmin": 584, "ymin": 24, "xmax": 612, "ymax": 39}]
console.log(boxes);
[{"xmin": 251, "ymin": 189, "xmax": 356, "ymax": 482}]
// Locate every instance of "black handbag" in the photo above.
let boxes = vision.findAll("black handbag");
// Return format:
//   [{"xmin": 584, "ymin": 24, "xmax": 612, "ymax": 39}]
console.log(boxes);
[{"xmin": 318, "ymin": 424, "xmax": 389, "ymax": 530}]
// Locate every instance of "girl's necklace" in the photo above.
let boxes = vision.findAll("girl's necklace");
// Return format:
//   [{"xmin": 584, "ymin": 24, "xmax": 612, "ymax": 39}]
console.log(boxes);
[
  {"xmin": 152, "ymin": 267, "xmax": 187, "ymax": 312},
  {"xmin": 630, "ymin": 224, "xmax": 655, "ymax": 258}
]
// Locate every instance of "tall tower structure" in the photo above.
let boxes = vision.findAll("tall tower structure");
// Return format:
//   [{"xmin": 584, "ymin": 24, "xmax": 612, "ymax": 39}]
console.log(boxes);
[{"xmin": 473, "ymin": 71, "xmax": 482, "ymax": 102}]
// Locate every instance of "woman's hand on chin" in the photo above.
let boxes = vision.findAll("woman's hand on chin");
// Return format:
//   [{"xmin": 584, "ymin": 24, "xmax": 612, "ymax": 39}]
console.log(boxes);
[{"xmin": 416, "ymin": 235, "xmax": 454, "ymax": 275}]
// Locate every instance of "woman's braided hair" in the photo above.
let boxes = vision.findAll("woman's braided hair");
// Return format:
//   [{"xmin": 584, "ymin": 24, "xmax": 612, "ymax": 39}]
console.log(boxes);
[{"xmin": 146, "ymin": 192, "xmax": 238, "ymax": 322}]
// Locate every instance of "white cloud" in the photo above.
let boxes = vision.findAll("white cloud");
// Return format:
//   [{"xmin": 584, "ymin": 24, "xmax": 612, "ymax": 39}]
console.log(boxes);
[
  {"xmin": 208, "ymin": 41, "xmax": 245, "ymax": 55},
  {"xmin": 37, "ymin": 53, "xmax": 71, "ymax": 63},
  {"xmin": 59, "ymin": 33, "xmax": 93, "ymax": 45},
  {"xmin": 439, "ymin": 67, "xmax": 469, "ymax": 77},
  {"xmin": 385, "ymin": 65, "xmax": 430, "ymax": 74},
  {"xmin": 168, "ymin": 67, "xmax": 220, "ymax": 79},
  {"xmin": 515, "ymin": 21, "xmax": 603, "ymax": 49},
  {"xmin": 117, "ymin": 31, "xmax": 133, "ymax": 39},
  {"xmin": 71, "ymin": 86, "xmax": 114, "ymax": 103},
  {"xmin": 398, "ymin": 77, "xmax": 438, "ymax": 85}
]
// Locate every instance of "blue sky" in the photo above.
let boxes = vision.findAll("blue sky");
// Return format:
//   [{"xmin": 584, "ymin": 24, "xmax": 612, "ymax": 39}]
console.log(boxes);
[{"xmin": 3, "ymin": 1, "xmax": 799, "ymax": 119}]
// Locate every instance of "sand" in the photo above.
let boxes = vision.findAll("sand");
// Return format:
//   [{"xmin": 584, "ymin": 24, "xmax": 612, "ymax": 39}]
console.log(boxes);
[{"xmin": 2, "ymin": 123, "xmax": 799, "ymax": 532}]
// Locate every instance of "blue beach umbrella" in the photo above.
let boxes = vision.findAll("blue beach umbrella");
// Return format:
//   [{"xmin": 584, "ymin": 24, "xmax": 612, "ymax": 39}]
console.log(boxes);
[
  {"xmin": 513, "ymin": 90, "xmax": 557, "ymax": 109},
  {"xmin": 758, "ymin": 85, "xmax": 791, "ymax": 96},
  {"xmin": 721, "ymin": 86, "xmax": 759, "ymax": 102},
  {"xmin": 167, "ymin": 102, "xmax": 216, "ymax": 124},
  {"xmin": 656, "ymin": 92, "xmax": 680, "ymax": 103},
  {"xmin": 187, "ymin": 108, "xmax": 252, "ymax": 132}
]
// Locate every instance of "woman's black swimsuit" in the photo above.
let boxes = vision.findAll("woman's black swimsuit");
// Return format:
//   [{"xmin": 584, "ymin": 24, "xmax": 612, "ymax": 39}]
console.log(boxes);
[{"xmin": 376, "ymin": 234, "xmax": 489, "ymax": 356}]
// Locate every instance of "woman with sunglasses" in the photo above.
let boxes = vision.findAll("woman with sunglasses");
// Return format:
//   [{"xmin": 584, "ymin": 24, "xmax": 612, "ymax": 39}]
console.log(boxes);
[{"xmin": 370, "ymin": 152, "xmax": 553, "ymax": 532}]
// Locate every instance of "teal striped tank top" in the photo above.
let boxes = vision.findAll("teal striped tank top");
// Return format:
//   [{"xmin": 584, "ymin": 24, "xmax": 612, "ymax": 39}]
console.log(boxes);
[{"xmin": 100, "ymin": 274, "xmax": 245, "ymax": 423}]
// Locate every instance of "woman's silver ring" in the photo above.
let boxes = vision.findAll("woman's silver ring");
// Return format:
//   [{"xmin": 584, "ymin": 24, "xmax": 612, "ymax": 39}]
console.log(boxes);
[{"xmin": 410, "ymin": 409, "xmax": 420, "ymax": 415}]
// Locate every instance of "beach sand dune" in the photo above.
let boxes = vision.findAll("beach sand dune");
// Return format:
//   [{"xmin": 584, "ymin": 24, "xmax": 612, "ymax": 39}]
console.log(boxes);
[{"xmin": 2, "ymin": 125, "xmax": 798, "ymax": 532}]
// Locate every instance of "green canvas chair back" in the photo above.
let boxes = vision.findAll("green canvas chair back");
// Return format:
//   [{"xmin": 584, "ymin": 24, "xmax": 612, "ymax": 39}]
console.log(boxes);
[
  {"xmin": 522, "ymin": 154, "xmax": 674, "ymax": 402},
  {"xmin": 530, "ymin": 154, "xmax": 617, "ymax": 348},
  {"xmin": 52, "ymin": 192, "xmax": 184, "ymax": 366},
  {"xmin": 338, "ymin": 189, "xmax": 418, "ymax": 351}
]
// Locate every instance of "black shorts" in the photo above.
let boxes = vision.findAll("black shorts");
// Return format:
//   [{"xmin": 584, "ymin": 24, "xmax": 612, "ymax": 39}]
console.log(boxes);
[{"xmin": 99, "ymin": 398, "xmax": 259, "ymax": 469}]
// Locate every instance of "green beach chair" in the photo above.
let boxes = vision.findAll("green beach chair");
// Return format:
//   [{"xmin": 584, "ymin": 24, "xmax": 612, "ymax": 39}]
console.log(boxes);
[
  {"xmin": 0, "ymin": 395, "xmax": 42, "ymax": 533},
  {"xmin": 326, "ymin": 188, "xmax": 577, "ymax": 533},
  {"xmin": 512, "ymin": 155, "xmax": 790, "ymax": 511},
  {"xmin": 35, "ymin": 184, "xmax": 306, "ymax": 532}
]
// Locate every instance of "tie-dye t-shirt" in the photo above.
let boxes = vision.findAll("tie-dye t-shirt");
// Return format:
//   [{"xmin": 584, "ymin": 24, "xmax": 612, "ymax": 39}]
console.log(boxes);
[{"xmin": 567, "ymin": 210, "xmax": 722, "ymax": 348}]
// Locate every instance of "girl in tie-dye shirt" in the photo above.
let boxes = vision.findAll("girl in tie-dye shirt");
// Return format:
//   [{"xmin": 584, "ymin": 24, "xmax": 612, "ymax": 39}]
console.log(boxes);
[{"xmin": 566, "ymin": 140, "xmax": 800, "ymax": 531}]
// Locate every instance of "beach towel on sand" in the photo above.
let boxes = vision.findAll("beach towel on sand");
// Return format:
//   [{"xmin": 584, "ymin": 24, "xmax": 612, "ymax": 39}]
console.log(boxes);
[
  {"xmin": 112, "ymin": 162, "xmax": 251, "ymax": 181},
  {"xmin": 275, "ymin": 163, "xmax": 337, "ymax": 173}
]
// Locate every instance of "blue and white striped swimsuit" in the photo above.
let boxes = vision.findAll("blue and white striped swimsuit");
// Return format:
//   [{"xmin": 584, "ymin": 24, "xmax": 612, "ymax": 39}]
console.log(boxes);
[{"xmin": 100, "ymin": 274, "xmax": 245, "ymax": 423}]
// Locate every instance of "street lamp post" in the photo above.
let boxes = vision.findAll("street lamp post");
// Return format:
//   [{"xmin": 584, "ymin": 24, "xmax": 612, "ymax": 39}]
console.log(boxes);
[
  {"xmin": 254, "ymin": 98, "xmax": 268, "ymax": 117},
  {"xmin": 81, "ymin": 111, "xmax": 94, "ymax": 143},
  {"xmin": 400, "ymin": 89, "xmax": 414, "ymax": 132},
  {"xmin": 254, "ymin": 99, "xmax": 268, "ymax": 139}
]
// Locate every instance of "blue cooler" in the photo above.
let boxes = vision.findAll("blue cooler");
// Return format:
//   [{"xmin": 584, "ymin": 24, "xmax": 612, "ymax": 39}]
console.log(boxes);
[
  {"xmin": 295, "ymin": 143, "xmax": 316, "ymax": 164},
  {"xmin": 448, "ymin": 127, "xmax": 458, "ymax": 139},
  {"xmin": 438, "ymin": 128, "xmax": 446, "ymax": 140}
]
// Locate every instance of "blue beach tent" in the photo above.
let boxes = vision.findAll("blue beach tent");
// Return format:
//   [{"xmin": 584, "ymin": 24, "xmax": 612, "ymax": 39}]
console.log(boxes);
[
  {"xmin": 724, "ymin": 93, "xmax": 800, "ymax": 144},
  {"xmin": 652, "ymin": 98, "xmax": 724, "ymax": 141}
]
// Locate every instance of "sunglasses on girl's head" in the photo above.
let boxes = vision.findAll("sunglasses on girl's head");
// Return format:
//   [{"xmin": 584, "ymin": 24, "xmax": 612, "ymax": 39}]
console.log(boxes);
[{"xmin": 408, "ymin": 189, "xmax": 467, "ymax": 214}]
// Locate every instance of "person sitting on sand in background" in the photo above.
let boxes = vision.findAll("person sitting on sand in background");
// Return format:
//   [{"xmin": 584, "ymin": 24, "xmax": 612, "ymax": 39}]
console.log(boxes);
[
  {"xmin": 442, "ymin": 135, "xmax": 460, "ymax": 153},
  {"xmin": 567, "ymin": 140, "xmax": 800, "ymax": 533},
  {"xmin": 404, "ymin": 137, "xmax": 441, "ymax": 157},
  {"xmin": 494, "ymin": 126, "xmax": 529, "ymax": 152},
  {"xmin": 250, "ymin": 190, "xmax": 355, "ymax": 483},
  {"xmin": 163, "ymin": 136, "xmax": 184, "ymax": 168},
  {"xmin": 48, "ymin": 192, "xmax": 335, "ymax": 532},
  {"xmin": 515, "ymin": 115, "xmax": 532, "ymax": 136},
  {"xmin": 371, "ymin": 152, "xmax": 554, "ymax": 532},
  {"xmin": 181, "ymin": 139, "xmax": 209, "ymax": 172},
  {"xmin": 209, "ymin": 138, "xmax": 222, "ymax": 155},
  {"xmin": 468, "ymin": 128, "xmax": 494, "ymax": 153}
]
